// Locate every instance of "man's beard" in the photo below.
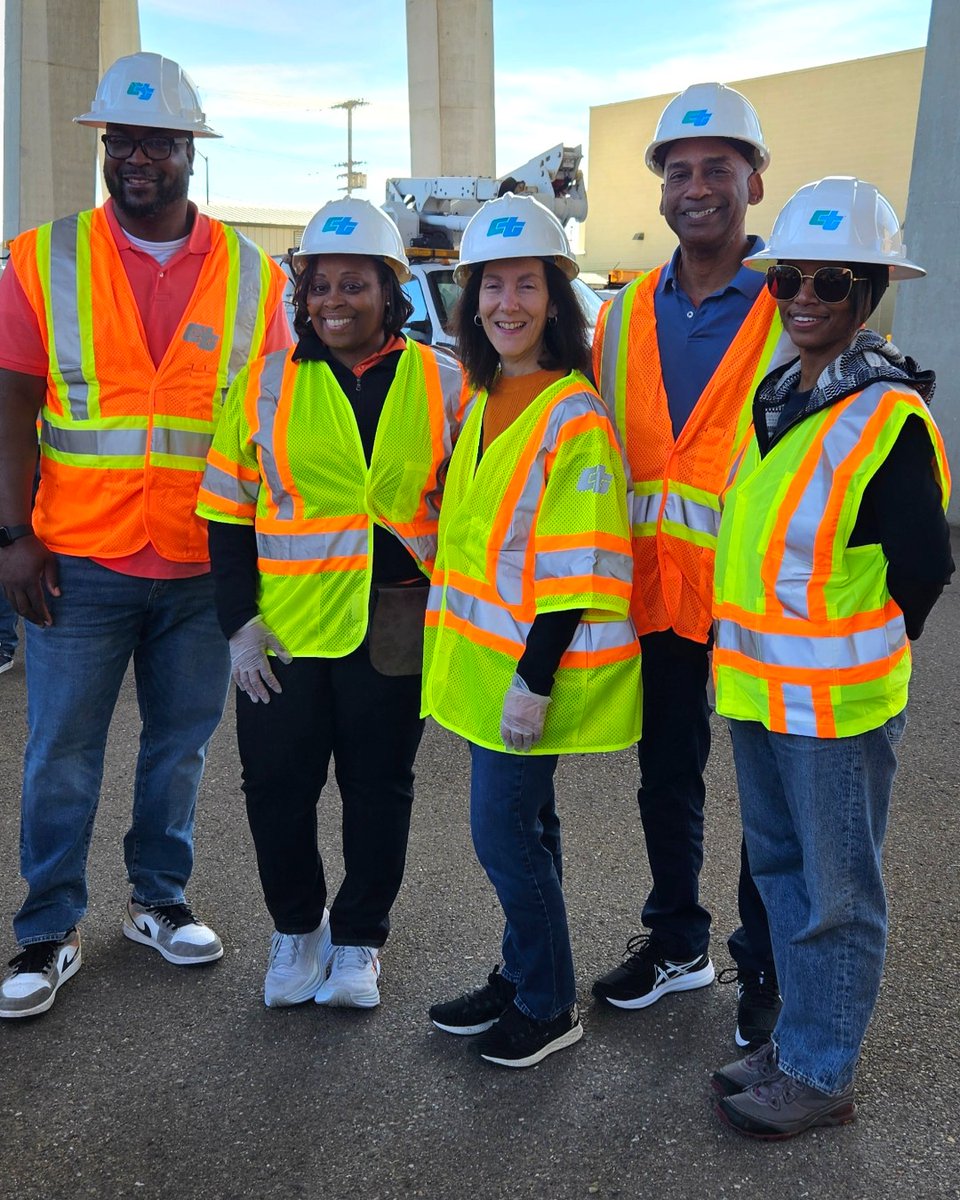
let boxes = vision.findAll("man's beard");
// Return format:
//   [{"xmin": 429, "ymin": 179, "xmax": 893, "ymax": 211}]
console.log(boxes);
[{"xmin": 105, "ymin": 166, "xmax": 190, "ymax": 220}]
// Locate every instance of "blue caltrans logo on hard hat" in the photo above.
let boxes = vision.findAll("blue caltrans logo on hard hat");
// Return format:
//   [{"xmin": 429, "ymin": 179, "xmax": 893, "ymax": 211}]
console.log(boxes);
[
  {"xmin": 127, "ymin": 82, "xmax": 155, "ymax": 101},
  {"xmin": 322, "ymin": 216, "xmax": 359, "ymax": 236},
  {"xmin": 487, "ymin": 216, "xmax": 526, "ymax": 238},
  {"xmin": 809, "ymin": 209, "xmax": 844, "ymax": 232},
  {"xmin": 682, "ymin": 109, "xmax": 712, "ymax": 127}
]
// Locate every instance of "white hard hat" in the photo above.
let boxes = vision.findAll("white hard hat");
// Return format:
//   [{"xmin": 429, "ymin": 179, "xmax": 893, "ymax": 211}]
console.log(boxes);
[
  {"xmin": 74, "ymin": 52, "xmax": 220, "ymax": 137},
  {"xmin": 453, "ymin": 193, "xmax": 579, "ymax": 287},
  {"xmin": 744, "ymin": 177, "xmax": 924, "ymax": 281},
  {"xmin": 644, "ymin": 82, "xmax": 769, "ymax": 177},
  {"xmin": 293, "ymin": 199, "xmax": 411, "ymax": 283}
]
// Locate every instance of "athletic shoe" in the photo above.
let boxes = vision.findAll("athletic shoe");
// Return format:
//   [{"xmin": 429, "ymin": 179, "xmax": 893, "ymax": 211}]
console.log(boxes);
[
  {"xmin": 0, "ymin": 650, "xmax": 14, "ymax": 675},
  {"xmin": 0, "ymin": 929, "xmax": 81, "ymax": 1019},
  {"xmin": 314, "ymin": 944, "xmax": 381, "ymax": 1008},
  {"xmin": 591, "ymin": 934, "xmax": 715, "ymax": 1009},
  {"xmin": 430, "ymin": 966, "xmax": 517, "ymax": 1035},
  {"xmin": 711, "ymin": 1038, "xmax": 781, "ymax": 1097},
  {"xmin": 716, "ymin": 1072, "xmax": 858, "ymax": 1140},
  {"xmin": 122, "ymin": 899, "xmax": 223, "ymax": 965},
  {"xmin": 476, "ymin": 1002, "xmax": 583, "ymax": 1068},
  {"xmin": 719, "ymin": 967, "xmax": 782, "ymax": 1048},
  {"xmin": 264, "ymin": 910, "xmax": 333, "ymax": 1008}
]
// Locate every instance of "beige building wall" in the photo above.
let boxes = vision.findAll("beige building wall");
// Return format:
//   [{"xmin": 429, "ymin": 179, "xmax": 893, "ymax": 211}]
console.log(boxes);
[{"xmin": 585, "ymin": 49, "xmax": 924, "ymax": 332}]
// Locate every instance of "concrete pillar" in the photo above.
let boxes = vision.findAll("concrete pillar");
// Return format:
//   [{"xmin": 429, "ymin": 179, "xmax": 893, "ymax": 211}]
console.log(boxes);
[
  {"xmin": 405, "ymin": 0, "xmax": 495, "ymax": 177},
  {"xmin": 2, "ymin": 0, "xmax": 138, "ymax": 242},
  {"xmin": 892, "ymin": 0, "xmax": 959, "ymax": 523}
]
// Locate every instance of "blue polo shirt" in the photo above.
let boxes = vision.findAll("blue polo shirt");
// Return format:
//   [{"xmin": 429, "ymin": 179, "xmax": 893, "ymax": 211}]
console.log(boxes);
[{"xmin": 655, "ymin": 235, "xmax": 766, "ymax": 438}]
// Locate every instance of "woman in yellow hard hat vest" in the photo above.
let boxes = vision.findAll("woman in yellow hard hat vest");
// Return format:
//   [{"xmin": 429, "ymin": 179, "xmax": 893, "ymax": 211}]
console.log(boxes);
[
  {"xmin": 425, "ymin": 194, "xmax": 641, "ymax": 1068},
  {"xmin": 710, "ymin": 178, "xmax": 953, "ymax": 1138},
  {"xmin": 197, "ymin": 198, "xmax": 463, "ymax": 1012}
]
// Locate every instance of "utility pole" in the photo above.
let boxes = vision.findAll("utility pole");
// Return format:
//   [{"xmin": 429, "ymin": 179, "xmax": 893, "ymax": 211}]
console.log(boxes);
[{"xmin": 332, "ymin": 98, "xmax": 368, "ymax": 195}]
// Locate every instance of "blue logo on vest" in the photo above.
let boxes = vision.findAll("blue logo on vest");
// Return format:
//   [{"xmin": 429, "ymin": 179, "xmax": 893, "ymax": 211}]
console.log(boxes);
[
  {"xmin": 322, "ymin": 216, "xmax": 358, "ymax": 235},
  {"xmin": 183, "ymin": 323, "xmax": 219, "ymax": 352},
  {"xmin": 487, "ymin": 216, "xmax": 525, "ymax": 238},
  {"xmin": 809, "ymin": 209, "xmax": 844, "ymax": 231},
  {"xmin": 577, "ymin": 465, "xmax": 612, "ymax": 495},
  {"xmin": 126, "ymin": 82, "xmax": 155, "ymax": 101},
  {"xmin": 681, "ymin": 109, "xmax": 712, "ymax": 127}
]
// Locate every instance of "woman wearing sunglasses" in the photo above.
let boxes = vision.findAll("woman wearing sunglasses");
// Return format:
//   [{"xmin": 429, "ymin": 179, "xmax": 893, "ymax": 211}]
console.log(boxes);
[{"xmin": 709, "ymin": 177, "xmax": 953, "ymax": 1138}]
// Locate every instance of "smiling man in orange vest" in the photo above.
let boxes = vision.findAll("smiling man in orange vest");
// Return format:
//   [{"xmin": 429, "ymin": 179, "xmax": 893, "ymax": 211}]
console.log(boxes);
[
  {"xmin": 0, "ymin": 53, "xmax": 289, "ymax": 1020},
  {"xmin": 592, "ymin": 82, "xmax": 791, "ymax": 1048}
]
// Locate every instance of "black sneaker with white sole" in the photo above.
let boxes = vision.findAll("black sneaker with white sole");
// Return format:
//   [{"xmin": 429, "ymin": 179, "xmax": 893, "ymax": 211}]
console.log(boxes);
[
  {"xmin": 591, "ymin": 933, "xmax": 714, "ymax": 1008},
  {"xmin": 0, "ymin": 929, "xmax": 81, "ymax": 1019},
  {"xmin": 719, "ymin": 967, "xmax": 782, "ymax": 1048},
  {"xmin": 476, "ymin": 1002, "xmax": 583, "ymax": 1068},
  {"xmin": 122, "ymin": 899, "xmax": 223, "ymax": 965},
  {"xmin": 430, "ymin": 966, "xmax": 517, "ymax": 1035}
]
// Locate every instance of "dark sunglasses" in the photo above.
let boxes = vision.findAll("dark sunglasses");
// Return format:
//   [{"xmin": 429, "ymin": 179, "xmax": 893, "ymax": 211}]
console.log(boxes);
[
  {"xmin": 101, "ymin": 134, "xmax": 190, "ymax": 162},
  {"xmin": 765, "ymin": 264, "xmax": 869, "ymax": 304}
]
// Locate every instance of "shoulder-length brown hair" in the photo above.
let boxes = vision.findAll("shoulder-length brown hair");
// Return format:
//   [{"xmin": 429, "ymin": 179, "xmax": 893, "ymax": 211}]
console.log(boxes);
[{"xmin": 452, "ymin": 259, "xmax": 590, "ymax": 391}]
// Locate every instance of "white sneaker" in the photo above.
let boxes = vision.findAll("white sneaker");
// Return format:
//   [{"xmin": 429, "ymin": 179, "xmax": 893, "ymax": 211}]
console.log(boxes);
[
  {"xmin": 264, "ymin": 910, "xmax": 333, "ymax": 1008},
  {"xmin": 122, "ymin": 899, "xmax": 223, "ymax": 965},
  {"xmin": 0, "ymin": 929, "xmax": 81, "ymax": 1019},
  {"xmin": 314, "ymin": 944, "xmax": 381, "ymax": 1008}
]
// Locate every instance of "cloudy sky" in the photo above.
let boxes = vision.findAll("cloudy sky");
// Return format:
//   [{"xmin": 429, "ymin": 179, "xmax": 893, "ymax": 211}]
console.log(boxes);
[{"xmin": 98, "ymin": 0, "xmax": 932, "ymax": 214}]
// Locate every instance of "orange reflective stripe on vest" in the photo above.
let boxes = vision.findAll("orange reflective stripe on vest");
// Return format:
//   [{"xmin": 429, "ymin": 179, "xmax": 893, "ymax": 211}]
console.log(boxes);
[{"xmin": 596, "ymin": 267, "xmax": 782, "ymax": 641}]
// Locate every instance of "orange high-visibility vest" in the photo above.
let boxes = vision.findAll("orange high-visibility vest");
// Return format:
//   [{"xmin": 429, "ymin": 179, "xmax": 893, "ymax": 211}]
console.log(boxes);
[
  {"xmin": 594, "ymin": 267, "xmax": 783, "ymax": 642},
  {"xmin": 714, "ymin": 384, "xmax": 951, "ymax": 738},
  {"xmin": 197, "ymin": 338, "xmax": 464, "ymax": 657},
  {"xmin": 10, "ymin": 207, "xmax": 286, "ymax": 561}
]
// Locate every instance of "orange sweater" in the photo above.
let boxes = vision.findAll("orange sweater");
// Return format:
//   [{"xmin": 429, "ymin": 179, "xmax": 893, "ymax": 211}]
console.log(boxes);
[{"xmin": 481, "ymin": 368, "xmax": 566, "ymax": 452}]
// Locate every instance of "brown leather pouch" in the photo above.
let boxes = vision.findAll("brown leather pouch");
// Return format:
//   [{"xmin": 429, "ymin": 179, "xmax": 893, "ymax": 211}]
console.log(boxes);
[{"xmin": 367, "ymin": 585, "xmax": 429, "ymax": 676}]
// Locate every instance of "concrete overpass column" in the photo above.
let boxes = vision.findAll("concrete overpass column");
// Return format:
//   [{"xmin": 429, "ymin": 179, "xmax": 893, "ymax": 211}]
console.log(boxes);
[
  {"xmin": 892, "ymin": 0, "xmax": 959, "ymax": 523},
  {"xmin": 405, "ymin": 0, "xmax": 495, "ymax": 178}
]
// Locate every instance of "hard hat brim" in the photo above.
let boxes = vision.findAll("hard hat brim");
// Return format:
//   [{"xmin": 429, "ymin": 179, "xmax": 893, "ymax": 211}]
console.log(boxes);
[
  {"xmin": 453, "ymin": 254, "xmax": 579, "ymax": 288},
  {"xmin": 744, "ymin": 247, "xmax": 926, "ymax": 282},
  {"xmin": 644, "ymin": 136, "xmax": 770, "ymax": 178},
  {"xmin": 73, "ymin": 113, "xmax": 221, "ymax": 137}
]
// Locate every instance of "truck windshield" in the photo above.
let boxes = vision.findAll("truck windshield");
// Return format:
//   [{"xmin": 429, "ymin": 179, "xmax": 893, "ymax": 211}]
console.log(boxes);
[{"xmin": 424, "ymin": 270, "xmax": 459, "ymax": 334}]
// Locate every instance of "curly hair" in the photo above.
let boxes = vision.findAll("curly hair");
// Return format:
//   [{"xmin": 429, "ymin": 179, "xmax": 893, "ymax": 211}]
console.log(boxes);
[{"xmin": 291, "ymin": 255, "xmax": 414, "ymax": 342}]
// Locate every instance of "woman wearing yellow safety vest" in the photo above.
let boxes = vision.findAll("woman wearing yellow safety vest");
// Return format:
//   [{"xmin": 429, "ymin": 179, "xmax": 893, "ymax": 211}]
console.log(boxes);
[
  {"xmin": 425, "ymin": 194, "xmax": 641, "ymax": 1067},
  {"xmin": 709, "ymin": 179, "xmax": 953, "ymax": 1138},
  {"xmin": 197, "ymin": 199, "xmax": 463, "ymax": 1011}
]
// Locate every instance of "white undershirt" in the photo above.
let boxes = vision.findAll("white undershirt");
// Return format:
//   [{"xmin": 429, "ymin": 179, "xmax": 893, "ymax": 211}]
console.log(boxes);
[{"xmin": 121, "ymin": 229, "xmax": 190, "ymax": 266}]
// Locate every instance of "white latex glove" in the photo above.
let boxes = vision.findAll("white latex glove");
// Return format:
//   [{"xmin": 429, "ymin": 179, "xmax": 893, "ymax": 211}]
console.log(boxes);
[
  {"xmin": 500, "ymin": 672, "xmax": 551, "ymax": 753},
  {"xmin": 228, "ymin": 616, "xmax": 292, "ymax": 704}
]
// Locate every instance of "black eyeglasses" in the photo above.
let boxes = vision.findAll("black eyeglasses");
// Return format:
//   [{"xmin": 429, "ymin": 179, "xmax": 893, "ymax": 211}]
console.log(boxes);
[
  {"xmin": 101, "ymin": 134, "xmax": 191, "ymax": 162},
  {"xmin": 765, "ymin": 264, "xmax": 869, "ymax": 305}
]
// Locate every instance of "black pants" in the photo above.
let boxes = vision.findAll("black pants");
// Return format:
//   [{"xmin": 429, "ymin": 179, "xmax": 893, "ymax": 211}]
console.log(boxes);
[
  {"xmin": 237, "ymin": 644, "xmax": 424, "ymax": 946},
  {"xmin": 638, "ymin": 629, "xmax": 774, "ymax": 975}
]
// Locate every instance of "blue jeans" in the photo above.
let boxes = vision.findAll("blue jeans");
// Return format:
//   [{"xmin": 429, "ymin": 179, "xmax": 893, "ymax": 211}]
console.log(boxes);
[
  {"xmin": 0, "ymin": 591, "xmax": 19, "ymax": 654},
  {"xmin": 469, "ymin": 743, "xmax": 575, "ymax": 1021},
  {"xmin": 729, "ymin": 712, "xmax": 906, "ymax": 1093},
  {"xmin": 16, "ymin": 556, "xmax": 230, "ymax": 944}
]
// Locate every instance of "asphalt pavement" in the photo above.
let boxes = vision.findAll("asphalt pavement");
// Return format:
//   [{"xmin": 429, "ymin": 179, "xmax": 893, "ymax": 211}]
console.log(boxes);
[{"xmin": 1, "ymin": 533, "xmax": 957, "ymax": 1200}]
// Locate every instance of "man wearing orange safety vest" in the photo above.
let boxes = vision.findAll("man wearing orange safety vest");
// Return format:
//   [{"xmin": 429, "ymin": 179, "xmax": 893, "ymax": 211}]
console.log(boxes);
[
  {"xmin": 0, "ymin": 53, "xmax": 289, "ymax": 1021},
  {"xmin": 592, "ymin": 83, "xmax": 792, "ymax": 1048}
]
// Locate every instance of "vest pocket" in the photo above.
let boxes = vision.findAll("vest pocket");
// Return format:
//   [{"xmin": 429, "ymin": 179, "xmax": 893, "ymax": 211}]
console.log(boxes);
[{"xmin": 368, "ymin": 585, "xmax": 429, "ymax": 676}]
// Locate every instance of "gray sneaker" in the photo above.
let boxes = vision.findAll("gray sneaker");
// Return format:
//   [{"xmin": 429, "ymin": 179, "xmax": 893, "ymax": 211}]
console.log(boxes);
[
  {"xmin": 264, "ymin": 910, "xmax": 333, "ymax": 1007},
  {"xmin": 0, "ymin": 929, "xmax": 81, "ymax": 1019},
  {"xmin": 122, "ymin": 899, "xmax": 223, "ymax": 965},
  {"xmin": 716, "ymin": 1070, "xmax": 857, "ymax": 1139},
  {"xmin": 711, "ymin": 1039, "xmax": 780, "ymax": 1097}
]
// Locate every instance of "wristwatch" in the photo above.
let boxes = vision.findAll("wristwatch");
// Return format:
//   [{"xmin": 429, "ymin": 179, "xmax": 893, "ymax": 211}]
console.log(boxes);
[{"xmin": 0, "ymin": 525, "xmax": 32, "ymax": 548}]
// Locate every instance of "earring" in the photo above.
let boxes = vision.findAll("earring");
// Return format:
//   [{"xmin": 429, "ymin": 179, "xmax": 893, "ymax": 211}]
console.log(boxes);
[
  {"xmin": 473, "ymin": 313, "xmax": 483, "ymax": 326},
  {"xmin": 547, "ymin": 315, "xmax": 558, "ymax": 325}
]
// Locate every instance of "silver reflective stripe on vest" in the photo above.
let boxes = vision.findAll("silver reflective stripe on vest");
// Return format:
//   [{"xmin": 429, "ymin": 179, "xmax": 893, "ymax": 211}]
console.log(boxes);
[
  {"xmin": 661, "ymin": 489, "xmax": 721, "ymax": 539},
  {"xmin": 257, "ymin": 526, "xmax": 368, "ymax": 564},
  {"xmin": 150, "ymin": 427, "xmax": 214, "ymax": 460},
  {"xmin": 442, "ymin": 582, "xmax": 527, "ymax": 648},
  {"xmin": 436, "ymin": 353, "xmax": 465, "ymax": 439},
  {"xmin": 42, "ymin": 418, "xmax": 147, "ymax": 459},
  {"xmin": 47, "ymin": 216, "xmax": 93, "ymax": 419},
  {"xmin": 254, "ymin": 350, "xmax": 294, "ymax": 519},
  {"xmin": 200, "ymin": 459, "xmax": 257, "ymax": 508},
  {"xmin": 772, "ymin": 396, "xmax": 877, "ymax": 620},
  {"xmin": 227, "ymin": 233, "xmax": 267, "ymax": 383},
  {"xmin": 599, "ymin": 288, "xmax": 626, "ymax": 402},
  {"xmin": 566, "ymin": 616, "xmax": 638, "ymax": 655},
  {"xmin": 534, "ymin": 546, "xmax": 633, "ymax": 589},
  {"xmin": 781, "ymin": 683, "xmax": 816, "ymax": 735},
  {"xmin": 716, "ymin": 614, "xmax": 907, "ymax": 673},
  {"xmin": 632, "ymin": 489, "xmax": 661, "ymax": 529}
]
